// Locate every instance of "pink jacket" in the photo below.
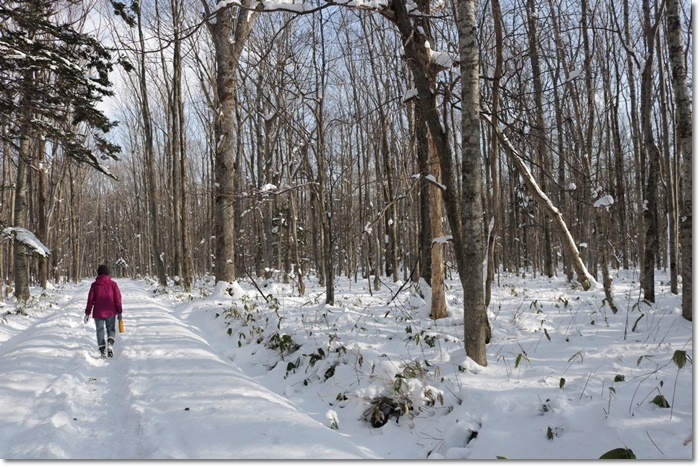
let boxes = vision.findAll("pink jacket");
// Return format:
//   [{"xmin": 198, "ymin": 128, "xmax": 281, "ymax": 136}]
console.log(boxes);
[{"xmin": 85, "ymin": 274, "xmax": 123, "ymax": 319}]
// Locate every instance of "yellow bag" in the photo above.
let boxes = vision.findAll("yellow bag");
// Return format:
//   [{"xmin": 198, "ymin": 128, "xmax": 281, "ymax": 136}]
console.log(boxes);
[{"xmin": 118, "ymin": 319, "xmax": 125, "ymax": 333}]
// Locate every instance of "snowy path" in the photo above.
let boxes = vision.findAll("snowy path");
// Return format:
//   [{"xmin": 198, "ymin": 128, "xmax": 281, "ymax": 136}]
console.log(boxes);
[{"xmin": 0, "ymin": 280, "xmax": 377, "ymax": 459}]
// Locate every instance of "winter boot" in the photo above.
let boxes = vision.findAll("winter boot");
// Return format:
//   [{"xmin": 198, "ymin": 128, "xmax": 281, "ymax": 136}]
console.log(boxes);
[
  {"xmin": 99, "ymin": 346, "xmax": 106, "ymax": 359},
  {"xmin": 107, "ymin": 337, "xmax": 114, "ymax": 358}
]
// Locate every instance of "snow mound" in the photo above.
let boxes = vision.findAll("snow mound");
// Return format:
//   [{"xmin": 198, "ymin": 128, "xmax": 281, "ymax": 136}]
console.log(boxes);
[{"xmin": 211, "ymin": 280, "xmax": 245, "ymax": 299}]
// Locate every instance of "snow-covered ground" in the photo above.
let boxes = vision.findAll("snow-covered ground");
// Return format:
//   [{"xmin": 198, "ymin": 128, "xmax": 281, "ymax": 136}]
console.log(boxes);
[{"xmin": 0, "ymin": 269, "xmax": 692, "ymax": 459}]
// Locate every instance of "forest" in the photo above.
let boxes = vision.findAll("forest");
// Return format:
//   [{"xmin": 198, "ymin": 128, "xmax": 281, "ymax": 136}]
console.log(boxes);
[{"xmin": 0, "ymin": 0, "xmax": 692, "ymax": 365}]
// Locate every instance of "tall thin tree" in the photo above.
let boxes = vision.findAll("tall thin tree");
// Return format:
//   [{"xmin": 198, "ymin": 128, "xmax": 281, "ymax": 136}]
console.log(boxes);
[{"xmin": 666, "ymin": 0, "xmax": 692, "ymax": 320}]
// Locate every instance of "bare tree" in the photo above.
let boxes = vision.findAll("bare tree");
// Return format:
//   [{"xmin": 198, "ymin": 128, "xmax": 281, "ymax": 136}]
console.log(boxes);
[
  {"xmin": 201, "ymin": 0, "xmax": 258, "ymax": 285},
  {"xmin": 484, "ymin": 0, "xmax": 503, "ymax": 308},
  {"xmin": 525, "ymin": 0, "xmax": 554, "ymax": 278},
  {"xmin": 135, "ymin": 0, "xmax": 168, "ymax": 287},
  {"xmin": 639, "ymin": 0, "xmax": 664, "ymax": 302},
  {"xmin": 457, "ymin": 0, "xmax": 489, "ymax": 365},
  {"xmin": 665, "ymin": 0, "xmax": 692, "ymax": 320}
]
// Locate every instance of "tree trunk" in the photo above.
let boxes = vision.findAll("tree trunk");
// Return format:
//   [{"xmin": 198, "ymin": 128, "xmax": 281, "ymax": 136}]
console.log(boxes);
[
  {"xmin": 666, "ymin": 0, "xmax": 692, "ymax": 320},
  {"xmin": 526, "ymin": 0, "xmax": 554, "ymax": 278},
  {"xmin": 428, "ymin": 135, "xmax": 446, "ymax": 319},
  {"xmin": 485, "ymin": 0, "xmax": 503, "ymax": 308},
  {"xmin": 365, "ymin": 41, "xmax": 398, "ymax": 283},
  {"xmin": 457, "ymin": 0, "xmax": 488, "ymax": 366},
  {"xmin": 1, "ymin": 127, "xmax": 9, "ymax": 295},
  {"xmin": 211, "ymin": 11, "xmax": 237, "ymax": 284},
  {"xmin": 640, "ymin": 0, "xmax": 662, "ymax": 302},
  {"xmin": 580, "ymin": 0, "xmax": 596, "ymax": 275},
  {"xmin": 610, "ymin": 64, "xmax": 629, "ymax": 270},
  {"xmin": 12, "ymin": 129, "xmax": 30, "ymax": 301},
  {"xmin": 416, "ymin": 108, "xmax": 432, "ymax": 287},
  {"xmin": 623, "ymin": 0, "xmax": 645, "ymax": 274},
  {"xmin": 288, "ymin": 188, "xmax": 305, "ymax": 296},
  {"xmin": 171, "ymin": 0, "xmax": 191, "ymax": 292},
  {"xmin": 203, "ymin": 0, "xmax": 258, "ymax": 284},
  {"xmin": 310, "ymin": 10, "xmax": 334, "ymax": 305},
  {"xmin": 385, "ymin": 0, "xmax": 488, "ymax": 362},
  {"xmin": 656, "ymin": 18, "xmax": 678, "ymax": 295},
  {"xmin": 545, "ymin": 0, "xmax": 572, "ymax": 280},
  {"xmin": 136, "ymin": 0, "xmax": 167, "ymax": 287},
  {"xmin": 38, "ymin": 140, "xmax": 48, "ymax": 289},
  {"xmin": 169, "ymin": 0, "xmax": 183, "ymax": 286},
  {"xmin": 548, "ymin": 0, "xmax": 589, "ymax": 281},
  {"xmin": 68, "ymin": 163, "xmax": 80, "ymax": 284}
]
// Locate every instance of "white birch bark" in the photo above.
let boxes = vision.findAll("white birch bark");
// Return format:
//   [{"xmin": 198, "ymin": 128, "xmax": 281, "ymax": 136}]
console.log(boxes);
[
  {"xmin": 457, "ymin": 0, "xmax": 488, "ymax": 366},
  {"xmin": 666, "ymin": 0, "xmax": 692, "ymax": 320}
]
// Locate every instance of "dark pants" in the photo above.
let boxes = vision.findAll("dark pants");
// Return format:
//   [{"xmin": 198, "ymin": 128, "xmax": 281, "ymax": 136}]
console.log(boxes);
[{"xmin": 95, "ymin": 315, "xmax": 116, "ymax": 349}]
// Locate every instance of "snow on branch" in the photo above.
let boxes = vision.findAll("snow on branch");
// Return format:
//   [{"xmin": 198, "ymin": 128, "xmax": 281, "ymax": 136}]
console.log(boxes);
[
  {"xmin": 2, "ymin": 227, "xmax": 50, "ymax": 257},
  {"xmin": 424, "ymin": 174, "xmax": 446, "ymax": 191},
  {"xmin": 424, "ymin": 41, "xmax": 458, "ymax": 70},
  {"xmin": 212, "ymin": 0, "xmax": 390, "ymax": 15},
  {"xmin": 432, "ymin": 235, "xmax": 452, "ymax": 244},
  {"xmin": 402, "ymin": 87, "xmax": 418, "ymax": 102},
  {"xmin": 324, "ymin": 0, "xmax": 390, "ymax": 9},
  {"xmin": 593, "ymin": 194, "xmax": 614, "ymax": 208}
]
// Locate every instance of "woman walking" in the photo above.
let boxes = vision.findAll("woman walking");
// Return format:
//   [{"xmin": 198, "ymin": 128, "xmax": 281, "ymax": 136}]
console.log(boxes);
[{"xmin": 84, "ymin": 264, "xmax": 123, "ymax": 358}]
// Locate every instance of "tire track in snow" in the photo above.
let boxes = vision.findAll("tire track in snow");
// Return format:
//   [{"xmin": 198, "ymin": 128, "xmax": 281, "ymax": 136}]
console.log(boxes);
[{"xmin": 0, "ymin": 282, "xmax": 147, "ymax": 459}]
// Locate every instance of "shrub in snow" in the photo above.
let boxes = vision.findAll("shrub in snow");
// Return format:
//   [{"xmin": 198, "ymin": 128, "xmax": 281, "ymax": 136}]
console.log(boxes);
[
  {"xmin": 266, "ymin": 333, "xmax": 300, "ymax": 358},
  {"xmin": 363, "ymin": 394, "xmax": 413, "ymax": 428},
  {"xmin": 362, "ymin": 360, "xmax": 443, "ymax": 428}
]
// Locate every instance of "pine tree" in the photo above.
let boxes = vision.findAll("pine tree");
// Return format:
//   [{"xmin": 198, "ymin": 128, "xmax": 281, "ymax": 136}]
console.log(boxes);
[{"xmin": 0, "ymin": 0, "xmax": 122, "ymax": 300}]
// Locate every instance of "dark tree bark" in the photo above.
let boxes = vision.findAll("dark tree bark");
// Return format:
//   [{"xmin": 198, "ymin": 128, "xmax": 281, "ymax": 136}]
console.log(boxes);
[
  {"xmin": 639, "ymin": 0, "xmax": 663, "ymax": 302},
  {"xmin": 136, "ymin": 0, "xmax": 167, "ymax": 287},
  {"xmin": 202, "ymin": 0, "xmax": 258, "ymax": 284},
  {"xmin": 485, "ymin": 0, "xmax": 503, "ymax": 308},
  {"xmin": 526, "ymin": 0, "xmax": 554, "ymax": 278}
]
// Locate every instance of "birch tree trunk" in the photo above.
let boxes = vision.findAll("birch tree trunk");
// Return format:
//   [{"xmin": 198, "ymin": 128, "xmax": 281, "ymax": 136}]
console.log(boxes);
[
  {"xmin": 666, "ymin": 0, "xmax": 692, "ymax": 320},
  {"xmin": 381, "ymin": 0, "xmax": 488, "ymax": 362},
  {"xmin": 457, "ymin": 0, "xmax": 488, "ymax": 365}
]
